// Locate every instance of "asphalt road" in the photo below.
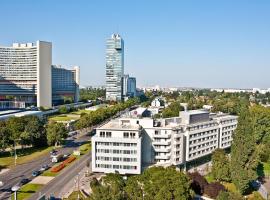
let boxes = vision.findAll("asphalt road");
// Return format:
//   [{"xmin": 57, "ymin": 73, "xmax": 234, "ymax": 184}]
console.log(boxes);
[
  {"xmin": 0, "ymin": 108, "xmax": 132, "ymax": 199},
  {"xmin": 0, "ymin": 134, "xmax": 91, "ymax": 200},
  {"xmin": 29, "ymin": 150, "xmax": 91, "ymax": 200}
]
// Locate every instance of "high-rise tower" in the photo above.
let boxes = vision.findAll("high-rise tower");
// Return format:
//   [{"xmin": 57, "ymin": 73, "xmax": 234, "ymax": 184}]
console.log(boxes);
[{"xmin": 105, "ymin": 34, "xmax": 124, "ymax": 101}]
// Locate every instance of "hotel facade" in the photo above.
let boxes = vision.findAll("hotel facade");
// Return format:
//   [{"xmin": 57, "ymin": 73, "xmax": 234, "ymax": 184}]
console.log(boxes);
[{"xmin": 92, "ymin": 109, "xmax": 237, "ymax": 174}]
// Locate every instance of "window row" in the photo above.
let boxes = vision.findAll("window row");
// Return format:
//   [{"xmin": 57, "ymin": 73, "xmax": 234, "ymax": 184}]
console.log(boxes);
[
  {"xmin": 96, "ymin": 164, "xmax": 137, "ymax": 170},
  {"xmin": 96, "ymin": 142, "xmax": 137, "ymax": 147},
  {"xmin": 96, "ymin": 149, "xmax": 137, "ymax": 154},
  {"xmin": 96, "ymin": 156, "xmax": 137, "ymax": 162}
]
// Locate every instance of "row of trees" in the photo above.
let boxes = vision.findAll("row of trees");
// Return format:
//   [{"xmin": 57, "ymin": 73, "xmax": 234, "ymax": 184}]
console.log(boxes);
[
  {"xmin": 74, "ymin": 98, "xmax": 140, "ymax": 130},
  {"xmin": 80, "ymin": 88, "xmax": 106, "ymax": 102},
  {"xmin": 0, "ymin": 116, "xmax": 67, "ymax": 152},
  {"xmin": 90, "ymin": 167, "xmax": 194, "ymax": 200}
]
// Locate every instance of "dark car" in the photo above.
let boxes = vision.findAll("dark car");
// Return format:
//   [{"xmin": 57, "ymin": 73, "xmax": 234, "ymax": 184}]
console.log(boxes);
[
  {"xmin": 50, "ymin": 149, "xmax": 58, "ymax": 156},
  {"xmin": 32, "ymin": 170, "xmax": 40, "ymax": 177},
  {"xmin": 20, "ymin": 178, "xmax": 30, "ymax": 185}
]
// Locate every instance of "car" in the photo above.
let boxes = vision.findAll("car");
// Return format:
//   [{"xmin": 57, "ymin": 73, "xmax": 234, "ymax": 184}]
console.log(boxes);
[
  {"xmin": 32, "ymin": 170, "xmax": 40, "ymax": 177},
  {"xmin": 63, "ymin": 154, "xmax": 70, "ymax": 159},
  {"xmin": 0, "ymin": 181, "xmax": 3, "ymax": 187},
  {"xmin": 50, "ymin": 149, "xmax": 57, "ymax": 154},
  {"xmin": 40, "ymin": 164, "xmax": 49, "ymax": 172},
  {"xmin": 20, "ymin": 178, "xmax": 30, "ymax": 185}
]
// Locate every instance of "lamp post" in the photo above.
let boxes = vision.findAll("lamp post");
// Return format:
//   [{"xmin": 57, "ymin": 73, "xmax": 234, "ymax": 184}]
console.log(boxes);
[{"xmin": 11, "ymin": 185, "xmax": 20, "ymax": 200}]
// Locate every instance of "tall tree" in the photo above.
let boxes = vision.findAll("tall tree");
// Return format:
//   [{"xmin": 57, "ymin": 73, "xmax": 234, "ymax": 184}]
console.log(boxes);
[
  {"xmin": 46, "ymin": 122, "xmax": 67, "ymax": 146},
  {"xmin": 211, "ymin": 149, "xmax": 231, "ymax": 182},
  {"xmin": 231, "ymin": 108, "xmax": 259, "ymax": 194}
]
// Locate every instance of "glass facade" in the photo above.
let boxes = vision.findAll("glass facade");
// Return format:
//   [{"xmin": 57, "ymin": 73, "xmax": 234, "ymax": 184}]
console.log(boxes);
[{"xmin": 106, "ymin": 34, "xmax": 124, "ymax": 101}]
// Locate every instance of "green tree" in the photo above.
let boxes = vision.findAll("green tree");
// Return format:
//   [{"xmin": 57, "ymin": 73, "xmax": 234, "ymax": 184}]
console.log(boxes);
[
  {"xmin": 231, "ymin": 108, "xmax": 259, "ymax": 194},
  {"xmin": 211, "ymin": 149, "xmax": 231, "ymax": 182},
  {"xmin": 24, "ymin": 116, "xmax": 47, "ymax": 147},
  {"xmin": 46, "ymin": 122, "xmax": 67, "ymax": 146},
  {"xmin": 0, "ymin": 121, "xmax": 11, "ymax": 152},
  {"xmin": 58, "ymin": 105, "xmax": 69, "ymax": 114}
]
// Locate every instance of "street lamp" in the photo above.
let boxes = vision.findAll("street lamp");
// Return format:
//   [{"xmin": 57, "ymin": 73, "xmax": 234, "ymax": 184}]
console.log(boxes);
[{"xmin": 11, "ymin": 185, "xmax": 20, "ymax": 200}]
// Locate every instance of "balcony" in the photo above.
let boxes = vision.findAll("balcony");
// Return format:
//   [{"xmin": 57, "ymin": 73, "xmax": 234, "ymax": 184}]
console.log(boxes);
[
  {"xmin": 154, "ymin": 147, "xmax": 171, "ymax": 153},
  {"xmin": 155, "ymin": 154, "xmax": 171, "ymax": 160},
  {"xmin": 152, "ymin": 140, "xmax": 171, "ymax": 146},
  {"xmin": 153, "ymin": 134, "xmax": 171, "ymax": 139}
]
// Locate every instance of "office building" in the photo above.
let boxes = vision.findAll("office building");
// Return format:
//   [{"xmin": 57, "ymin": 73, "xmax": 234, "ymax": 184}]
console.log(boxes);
[
  {"xmin": 122, "ymin": 74, "xmax": 136, "ymax": 98},
  {"xmin": 106, "ymin": 34, "xmax": 124, "ymax": 101},
  {"xmin": 0, "ymin": 41, "xmax": 80, "ymax": 109},
  {"xmin": 92, "ymin": 109, "xmax": 237, "ymax": 174},
  {"xmin": 52, "ymin": 65, "xmax": 80, "ymax": 105}
]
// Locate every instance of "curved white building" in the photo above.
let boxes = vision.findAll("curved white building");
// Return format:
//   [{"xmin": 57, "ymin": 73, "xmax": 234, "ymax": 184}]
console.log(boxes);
[{"xmin": 0, "ymin": 41, "xmax": 80, "ymax": 109}]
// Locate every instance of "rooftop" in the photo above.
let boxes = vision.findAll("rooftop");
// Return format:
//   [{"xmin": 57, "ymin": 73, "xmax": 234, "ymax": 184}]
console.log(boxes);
[{"xmin": 99, "ymin": 120, "xmax": 141, "ymax": 130}]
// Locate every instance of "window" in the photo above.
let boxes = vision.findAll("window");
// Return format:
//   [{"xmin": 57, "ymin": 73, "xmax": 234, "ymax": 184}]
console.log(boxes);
[
  {"xmin": 106, "ymin": 132, "xmax": 112, "ymax": 137},
  {"xmin": 123, "ymin": 132, "xmax": 129, "ymax": 138}
]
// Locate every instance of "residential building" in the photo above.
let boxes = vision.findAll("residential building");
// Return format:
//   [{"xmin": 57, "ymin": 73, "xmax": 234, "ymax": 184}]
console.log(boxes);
[
  {"xmin": 0, "ymin": 41, "xmax": 80, "ymax": 109},
  {"xmin": 92, "ymin": 108, "xmax": 238, "ymax": 174},
  {"xmin": 106, "ymin": 34, "xmax": 124, "ymax": 101}
]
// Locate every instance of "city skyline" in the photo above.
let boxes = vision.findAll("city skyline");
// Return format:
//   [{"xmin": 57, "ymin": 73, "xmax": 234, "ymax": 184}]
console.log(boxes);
[{"xmin": 1, "ymin": 0, "xmax": 270, "ymax": 88}]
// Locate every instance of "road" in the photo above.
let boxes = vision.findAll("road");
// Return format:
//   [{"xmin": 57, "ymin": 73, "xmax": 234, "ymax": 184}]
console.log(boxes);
[
  {"xmin": 29, "ymin": 151, "xmax": 91, "ymax": 200},
  {"xmin": 0, "ymin": 107, "xmax": 133, "ymax": 199},
  {"xmin": 0, "ymin": 134, "xmax": 91, "ymax": 200}
]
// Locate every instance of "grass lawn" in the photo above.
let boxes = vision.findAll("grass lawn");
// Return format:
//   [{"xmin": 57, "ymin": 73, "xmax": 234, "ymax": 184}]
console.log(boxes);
[
  {"xmin": 49, "ymin": 114, "xmax": 79, "ymax": 122},
  {"xmin": 12, "ymin": 184, "xmax": 43, "ymax": 200},
  {"xmin": 64, "ymin": 191, "xmax": 85, "ymax": 200},
  {"xmin": 79, "ymin": 142, "xmax": 91, "ymax": 155},
  {"xmin": 0, "ymin": 146, "xmax": 53, "ymax": 168},
  {"xmin": 71, "ymin": 109, "xmax": 92, "ymax": 115},
  {"xmin": 42, "ymin": 168, "xmax": 59, "ymax": 177}
]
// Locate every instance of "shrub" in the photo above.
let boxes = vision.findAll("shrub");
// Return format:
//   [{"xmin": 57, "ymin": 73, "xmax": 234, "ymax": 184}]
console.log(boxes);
[
  {"xmin": 188, "ymin": 172, "xmax": 208, "ymax": 195},
  {"xmin": 204, "ymin": 182, "xmax": 225, "ymax": 199}
]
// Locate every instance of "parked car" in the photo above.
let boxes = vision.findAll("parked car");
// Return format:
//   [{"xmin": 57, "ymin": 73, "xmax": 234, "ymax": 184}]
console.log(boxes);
[
  {"xmin": 0, "ymin": 181, "xmax": 3, "ymax": 187},
  {"xmin": 40, "ymin": 164, "xmax": 49, "ymax": 172},
  {"xmin": 20, "ymin": 178, "xmax": 30, "ymax": 185},
  {"xmin": 32, "ymin": 170, "xmax": 40, "ymax": 177}
]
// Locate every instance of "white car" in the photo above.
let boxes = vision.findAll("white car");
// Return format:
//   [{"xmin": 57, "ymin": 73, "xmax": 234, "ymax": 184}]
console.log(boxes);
[{"xmin": 0, "ymin": 181, "xmax": 3, "ymax": 187}]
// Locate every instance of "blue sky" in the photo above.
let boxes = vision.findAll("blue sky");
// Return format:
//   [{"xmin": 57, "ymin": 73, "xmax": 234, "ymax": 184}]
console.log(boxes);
[{"xmin": 1, "ymin": 0, "xmax": 270, "ymax": 88}]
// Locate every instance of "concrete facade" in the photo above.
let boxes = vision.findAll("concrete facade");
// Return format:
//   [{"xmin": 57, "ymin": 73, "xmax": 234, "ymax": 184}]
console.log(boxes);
[
  {"xmin": 0, "ymin": 41, "xmax": 79, "ymax": 108},
  {"xmin": 92, "ymin": 109, "xmax": 238, "ymax": 174}
]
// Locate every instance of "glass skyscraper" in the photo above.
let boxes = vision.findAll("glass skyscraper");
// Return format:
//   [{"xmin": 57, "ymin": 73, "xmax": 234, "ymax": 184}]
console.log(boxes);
[{"xmin": 106, "ymin": 34, "xmax": 124, "ymax": 101}]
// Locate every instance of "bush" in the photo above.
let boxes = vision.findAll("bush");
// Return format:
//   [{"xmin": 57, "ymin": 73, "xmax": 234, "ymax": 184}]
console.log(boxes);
[
  {"xmin": 188, "ymin": 172, "xmax": 208, "ymax": 195},
  {"xmin": 204, "ymin": 182, "xmax": 225, "ymax": 199}
]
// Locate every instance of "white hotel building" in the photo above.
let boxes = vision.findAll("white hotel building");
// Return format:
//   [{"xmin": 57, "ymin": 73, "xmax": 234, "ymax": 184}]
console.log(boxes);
[{"xmin": 92, "ymin": 109, "xmax": 237, "ymax": 175}]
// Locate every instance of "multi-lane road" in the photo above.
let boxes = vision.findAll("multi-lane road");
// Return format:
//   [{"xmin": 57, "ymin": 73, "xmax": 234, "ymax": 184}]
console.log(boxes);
[
  {"xmin": 0, "ymin": 134, "xmax": 91, "ymax": 200},
  {"xmin": 0, "ymin": 107, "xmax": 134, "ymax": 200}
]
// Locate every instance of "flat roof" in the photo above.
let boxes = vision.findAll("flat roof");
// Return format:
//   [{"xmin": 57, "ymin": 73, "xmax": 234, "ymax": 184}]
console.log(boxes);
[{"xmin": 98, "ymin": 121, "xmax": 141, "ymax": 130}]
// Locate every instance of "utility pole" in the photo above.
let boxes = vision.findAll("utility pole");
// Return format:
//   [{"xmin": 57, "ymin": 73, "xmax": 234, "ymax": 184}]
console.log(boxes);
[
  {"xmin": 14, "ymin": 140, "xmax": 17, "ymax": 166},
  {"xmin": 77, "ymin": 173, "xmax": 80, "ymax": 200}
]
